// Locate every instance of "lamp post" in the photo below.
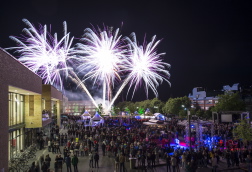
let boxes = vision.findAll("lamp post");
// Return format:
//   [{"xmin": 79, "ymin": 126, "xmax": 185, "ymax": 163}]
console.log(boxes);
[
  {"xmin": 182, "ymin": 105, "xmax": 192, "ymax": 152},
  {"xmin": 188, "ymin": 110, "xmax": 192, "ymax": 152}
]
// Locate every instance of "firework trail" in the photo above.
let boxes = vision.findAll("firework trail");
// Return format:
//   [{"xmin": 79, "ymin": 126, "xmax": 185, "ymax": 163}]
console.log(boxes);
[{"xmin": 108, "ymin": 33, "xmax": 171, "ymax": 109}]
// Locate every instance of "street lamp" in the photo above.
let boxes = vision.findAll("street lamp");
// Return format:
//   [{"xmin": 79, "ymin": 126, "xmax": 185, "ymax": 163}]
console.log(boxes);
[
  {"xmin": 182, "ymin": 105, "xmax": 192, "ymax": 152},
  {"xmin": 188, "ymin": 110, "xmax": 192, "ymax": 152}
]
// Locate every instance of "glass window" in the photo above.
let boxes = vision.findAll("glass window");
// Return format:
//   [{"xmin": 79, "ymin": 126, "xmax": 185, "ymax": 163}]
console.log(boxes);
[
  {"xmin": 8, "ymin": 128, "xmax": 24, "ymax": 160},
  {"xmin": 8, "ymin": 92, "xmax": 24, "ymax": 126}
]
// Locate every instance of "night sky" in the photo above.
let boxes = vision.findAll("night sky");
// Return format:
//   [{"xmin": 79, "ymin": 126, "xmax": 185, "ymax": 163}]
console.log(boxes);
[{"xmin": 1, "ymin": 0, "xmax": 252, "ymax": 102}]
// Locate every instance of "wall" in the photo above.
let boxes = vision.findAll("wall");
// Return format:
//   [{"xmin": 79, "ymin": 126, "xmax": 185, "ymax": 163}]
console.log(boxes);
[
  {"xmin": 25, "ymin": 95, "xmax": 42, "ymax": 128},
  {"xmin": 0, "ymin": 49, "xmax": 42, "ymax": 171}
]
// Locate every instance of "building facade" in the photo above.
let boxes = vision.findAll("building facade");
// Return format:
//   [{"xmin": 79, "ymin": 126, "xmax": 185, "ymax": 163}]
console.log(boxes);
[
  {"xmin": 188, "ymin": 87, "xmax": 219, "ymax": 110},
  {"xmin": 0, "ymin": 49, "xmax": 65, "ymax": 171}
]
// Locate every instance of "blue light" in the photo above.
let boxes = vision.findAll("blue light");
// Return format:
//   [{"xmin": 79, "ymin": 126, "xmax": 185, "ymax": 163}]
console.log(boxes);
[{"xmin": 175, "ymin": 138, "xmax": 180, "ymax": 145}]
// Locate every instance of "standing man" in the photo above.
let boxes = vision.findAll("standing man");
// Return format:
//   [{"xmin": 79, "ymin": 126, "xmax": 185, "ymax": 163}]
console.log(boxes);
[
  {"xmin": 166, "ymin": 154, "xmax": 171, "ymax": 172},
  {"xmin": 119, "ymin": 153, "xmax": 125, "ymax": 172},
  {"xmin": 57, "ymin": 154, "xmax": 64, "ymax": 172},
  {"xmin": 151, "ymin": 152, "xmax": 156, "ymax": 168},
  {"xmin": 94, "ymin": 152, "xmax": 100, "ymax": 168},
  {"xmin": 45, "ymin": 154, "xmax": 51, "ymax": 169},
  {"xmin": 65, "ymin": 154, "xmax": 72, "ymax": 172},
  {"xmin": 102, "ymin": 142, "xmax": 106, "ymax": 156},
  {"xmin": 72, "ymin": 154, "xmax": 79, "ymax": 172}
]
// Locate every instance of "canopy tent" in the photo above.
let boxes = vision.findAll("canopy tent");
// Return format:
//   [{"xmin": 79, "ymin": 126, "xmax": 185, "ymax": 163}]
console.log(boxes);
[
  {"xmin": 89, "ymin": 112, "xmax": 104, "ymax": 126},
  {"xmin": 81, "ymin": 110, "xmax": 91, "ymax": 120},
  {"xmin": 92, "ymin": 112, "xmax": 103, "ymax": 121},
  {"xmin": 153, "ymin": 113, "xmax": 165, "ymax": 120},
  {"xmin": 82, "ymin": 110, "xmax": 90, "ymax": 116}
]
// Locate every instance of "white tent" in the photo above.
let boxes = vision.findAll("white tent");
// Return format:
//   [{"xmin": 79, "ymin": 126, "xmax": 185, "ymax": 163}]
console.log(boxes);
[
  {"xmin": 89, "ymin": 112, "xmax": 103, "ymax": 126},
  {"xmin": 82, "ymin": 110, "xmax": 90, "ymax": 116},
  {"xmin": 92, "ymin": 112, "xmax": 103, "ymax": 121},
  {"xmin": 153, "ymin": 113, "xmax": 165, "ymax": 120},
  {"xmin": 154, "ymin": 113, "xmax": 161, "ymax": 117},
  {"xmin": 82, "ymin": 110, "xmax": 91, "ymax": 120}
]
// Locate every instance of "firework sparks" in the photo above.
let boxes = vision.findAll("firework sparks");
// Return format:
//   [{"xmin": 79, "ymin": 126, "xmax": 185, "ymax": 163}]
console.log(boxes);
[
  {"xmin": 109, "ymin": 33, "xmax": 171, "ymax": 109},
  {"xmin": 8, "ymin": 19, "xmax": 74, "ymax": 90}
]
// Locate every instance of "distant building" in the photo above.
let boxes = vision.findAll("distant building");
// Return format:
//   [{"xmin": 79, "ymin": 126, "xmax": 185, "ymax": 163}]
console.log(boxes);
[
  {"xmin": 188, "ymin": 83, "xmax": 241, "ymax": 110},
  {"xmin": 65, "ymin": 100, "xmax": 96, "ymax": 115},
  {"xmin": 188, "ymin": 87, "xmax": 220, "ymax": 110}
]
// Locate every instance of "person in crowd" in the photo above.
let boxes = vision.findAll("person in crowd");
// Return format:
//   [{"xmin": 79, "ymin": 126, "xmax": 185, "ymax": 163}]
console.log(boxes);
[
  {"xmin": 89, "ymin": 151, "xmax": 94, "ymax": 168},
  {"xmin": 65, "ymin": 155, "xmax": 72, "ymax": 172},
  {"xmin": 94, "ymin": 152, "xmax": 100, "ymax": 168},
  {"xmin": 246, "ymin": 155, "xmax": 252, "ymax": 172},
  {"xmin": 45, "ymin": 154, "xmax": 51, "ymax": 169},
  {"xmin": 57, "ymin": 154, "xmax": 64, "ymax": 171},
  {"xmin": 41, "ymin": 162, "xmax": 48, "ymax": 172},
  {"xmin": 102, "ymin": 142, "xmax": 106, "ymax": 156},
  {"xmin": 29, "ymin": 162, "xmax": 36, "ymax": 172},
  {"xmin": 166, "ymin": 154, "xmax": 171, "ymax": 172},
  {"xmin": 211, "ymin": 155, "xmax": 218, "ymax": 172},
  {"xmin": 40, "ymin": 154, "xmax": 45, "ymax": 169},
  {"xmin": 72, "ymin": 154, "xmax": 79, "ymax": 172},
  {"xmin": 141, "ymin": 153, "xmax": 146, "ymax": 168},
  {"xmin": 115, "ymin": 154, "xmax": 120, "ymax": 171},
  {"xmin": 171, "ymin": 155, "xmax": 177, "ymax": 172},
  {"xmin": 119, "ymin": 153, "xmax": 125, "ymax": 172},
  {"xmin": 48, "ymin": 139, "xmax": 51, "ymax": 152},
  {"xmin": 54, "ymin": 160, "xmax": 58, "ymax": 172}
]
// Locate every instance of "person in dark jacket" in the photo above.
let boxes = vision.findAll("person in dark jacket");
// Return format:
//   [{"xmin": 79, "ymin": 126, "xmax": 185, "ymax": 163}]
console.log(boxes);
[
  {"xmin": 41, "ymin": 162, "xmax": 48, "ymax": 172},
  {"xmin": 54, "ymin": 160, "xmax": 58, "ymax": 172},
  {"xmin": 166, "ymin": 154, "xmax": 171, "ymax": 172},
  {"xmin": 94, "ymin": 152, "xmax": 99, "ymax": 168},
  {"xmin": 45, "ymin": 154, "xmax": 51, "ymax": 169},
  {"xmin": 65, "ymin": 155, "xmax": 72, "ymax": 172},
  {"xmin": 29, "ymin": 162, "xmax": 36, "ymax": 172}
]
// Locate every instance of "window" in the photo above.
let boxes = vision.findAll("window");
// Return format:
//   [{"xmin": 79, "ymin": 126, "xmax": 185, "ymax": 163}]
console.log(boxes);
[
  {"xmin": 8, "ymin": 93, "xmax": 24, "ymax": 126},
  {"xmin": 9, "ymin": 128, "xmax": 24, "ymax": 160}
]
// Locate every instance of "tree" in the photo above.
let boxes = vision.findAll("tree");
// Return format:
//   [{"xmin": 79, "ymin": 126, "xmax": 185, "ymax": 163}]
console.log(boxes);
[
  {"xmin": 150, "ymin": 98, "xmax": 164, "ymax": 113},
  {"xmin": 213, "ymin": 92, "xmax": 246, "ymax": 112},
  {"xmin": 116, "ymin": 101, "xmax": 129, "ymax": 111},
  {"xmin": 127, "ymin": 102, "xmax": 136, "ymax": 114},
  {"xmin": 141, "ymin": 99, "xmax": 152, "ymax": 112},
  {"xmin": 162, "ymin": 96, "xmax": 191, "ymax": 117},
  {"xmin": 113, "ymin": 106, "xmax": 120, "ymax": 115},
  {"xmin": 233, "ymin": 118, "xmax": 252, "ymax": 147}
]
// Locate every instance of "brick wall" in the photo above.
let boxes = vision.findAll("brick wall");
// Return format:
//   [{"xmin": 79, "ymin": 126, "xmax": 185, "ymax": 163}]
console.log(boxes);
[{"xmin": 0, "ymin": 49, "xmax": 42, "ymax": 170}]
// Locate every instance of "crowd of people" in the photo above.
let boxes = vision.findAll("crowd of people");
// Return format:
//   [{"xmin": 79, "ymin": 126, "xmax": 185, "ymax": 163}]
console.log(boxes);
[{"xmin": 28, "ymin": 115, "xmax": 252, "ymax": 172}]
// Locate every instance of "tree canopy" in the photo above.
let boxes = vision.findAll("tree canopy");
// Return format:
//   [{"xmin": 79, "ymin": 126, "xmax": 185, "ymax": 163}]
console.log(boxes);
[
  {"xmin": 162, "ymin": 96, "xmax": 191, "ymax": 117},
  {"xmin": 213, "ymin": 92, "xmax": 246, "ymax": 112},
  {"xmin": 233, "ymin": 118, "xmax": 252, "ymax": 145}
]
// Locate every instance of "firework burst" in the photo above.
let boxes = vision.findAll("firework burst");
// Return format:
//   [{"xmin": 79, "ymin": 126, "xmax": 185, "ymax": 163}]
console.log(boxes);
[
  {"xmin": 8, "ymin": 19, "xmax": 74, "ymax": 90},
  {"xmin": 108, "ymin": 33, "xmax": 170, "ymax": 109},
  {"xmin": 75, "ymin": 26, "xmax": 130, "ymax": 105}
]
